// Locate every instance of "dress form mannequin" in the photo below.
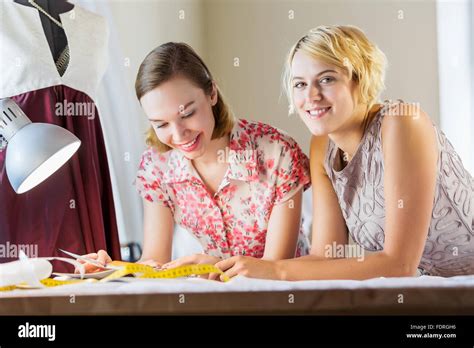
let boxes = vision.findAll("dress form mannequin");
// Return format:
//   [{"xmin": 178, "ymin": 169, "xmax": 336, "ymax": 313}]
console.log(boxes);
[{"xmin": 1, "ymin": 1, "xmax": 121, "ymax": 271}]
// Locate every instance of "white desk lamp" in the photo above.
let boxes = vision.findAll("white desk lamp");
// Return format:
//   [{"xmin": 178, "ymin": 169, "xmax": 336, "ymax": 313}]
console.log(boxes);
[{"xmin": 0, "ymin": 98, "xmax": 81, "ymax": 194}]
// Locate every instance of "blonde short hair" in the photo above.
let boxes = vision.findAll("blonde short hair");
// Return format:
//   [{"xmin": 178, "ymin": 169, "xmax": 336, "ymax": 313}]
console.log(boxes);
[
  {"xmin": 283, "ymin": 25, "xmax": 387, "ymax": 112},
  {"xmin": 136, "ymin": 42, "xmax": 235, "ymax": 152}
]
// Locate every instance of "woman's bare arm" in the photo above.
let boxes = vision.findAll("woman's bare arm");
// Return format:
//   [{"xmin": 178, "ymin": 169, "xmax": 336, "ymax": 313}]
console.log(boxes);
[
  {"xmin": 274, "ymin": 106, "xmax": 438, "ymax": 280},
  {"xmin": 217, "ymin": 106, "xmax": 438, "ymax": 280},
  {"xmin": 138, "ymin": 198, "xmax": 174, "ymax": 265},
  {"xmin": 263, "ymin": 189, "xmax": 303, "ymax": 260},
  {"xmin": 309, "ymin": 134, "xmax": 349, "ymax": 258}
]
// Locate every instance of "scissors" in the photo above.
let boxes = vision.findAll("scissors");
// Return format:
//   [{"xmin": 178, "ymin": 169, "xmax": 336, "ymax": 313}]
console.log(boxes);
[{"xmin": 58, "ymin": 248, "xmax": 117, "ymax": 269}]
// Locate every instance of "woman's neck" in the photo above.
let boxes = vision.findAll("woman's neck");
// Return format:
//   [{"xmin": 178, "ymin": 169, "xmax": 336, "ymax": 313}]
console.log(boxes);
[
  {"xmin": 328, "ymin": 103, "xmax": 380, "ymax": 161},
  {"xmin": 192, "ymin": 134, "xmax": 230, "ymax": 167}
]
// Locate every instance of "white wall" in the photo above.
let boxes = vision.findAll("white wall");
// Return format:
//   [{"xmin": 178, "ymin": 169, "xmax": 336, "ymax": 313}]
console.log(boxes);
[{"xmin": 436, "ymin": 0, "xmax": 473, "ymax": 173}]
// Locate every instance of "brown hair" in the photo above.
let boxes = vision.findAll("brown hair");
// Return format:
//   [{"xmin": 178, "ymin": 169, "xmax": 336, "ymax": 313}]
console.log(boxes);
[{"xmin": 135, "ymin": 42, "xmax": 235, "ymax": 152}]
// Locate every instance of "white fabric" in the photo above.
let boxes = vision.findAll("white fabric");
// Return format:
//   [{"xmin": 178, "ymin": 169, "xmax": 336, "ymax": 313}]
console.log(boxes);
[
  {"xmin": 301, "ymin": 187, "xmax": 313, "ymax": 241},
  {"xmin": 1, "ymin": 274, "xmax": 474, "ymax": 298},
  {"xmin": 0, "ymin": 1, "xmax": 108, "ymax": 100},
  {"xmin": 73, "ymin": 0, "xmax": 148, "ymax": 246},
  {"xmin": 172, "ymin": 224, "xmax": 204, "ymax": 259}
]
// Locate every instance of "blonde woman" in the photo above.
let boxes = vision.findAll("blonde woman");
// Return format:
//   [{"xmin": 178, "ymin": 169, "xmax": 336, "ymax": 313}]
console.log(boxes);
[
  {"xmin": 217, "ymin": 25, "xmax": 473, "ymax": 280},
  {"xmin": 79, "ymin": 42, "xmax": 311, "ymax": 273}
]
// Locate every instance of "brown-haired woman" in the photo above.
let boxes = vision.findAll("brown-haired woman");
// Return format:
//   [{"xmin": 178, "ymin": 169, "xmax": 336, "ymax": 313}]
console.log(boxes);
[{"xmin": 79, "ymin": 42, "xmax": 311, "ymax": 274}]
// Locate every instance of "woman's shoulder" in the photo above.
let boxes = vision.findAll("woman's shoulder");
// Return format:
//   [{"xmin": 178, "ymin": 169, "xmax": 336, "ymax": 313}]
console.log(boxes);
[
  {"xmin": 379, "ymin": 102, "xmax": 438, "ymax": 171},
  {"xmin": 379, "ymin": 100, "xmax": 432, "ymax": 125},
  {"xmin": 379, "ymin": 102, "xmax": 434, "ymax": 143},
  {"xmin": 309, "ymin": 135, "xmax": 331, "ymax": 174},
  {"xmin": 137, "ymin": 146, "xmax": 172, "ymax": 179},
  {"xmin": 139, "ymin": 146, "xmax": 171, "ymax": 164},
  {"xmin": 236, "ymin": 118, "xmax": 302, "ymax": 152}
]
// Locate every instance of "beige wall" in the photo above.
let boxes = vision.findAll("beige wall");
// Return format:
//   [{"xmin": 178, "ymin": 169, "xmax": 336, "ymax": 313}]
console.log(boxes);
[
  {"xmin": 108, "ymin": 0, "xmax": 206, "ymax": 132},
  {"xmin": 203, "ymin": 0, "xmax": 439, "ymax": 154},
  {"xmin": 109, "ymin": 0, "xmax": 439, "ymax": 154}
]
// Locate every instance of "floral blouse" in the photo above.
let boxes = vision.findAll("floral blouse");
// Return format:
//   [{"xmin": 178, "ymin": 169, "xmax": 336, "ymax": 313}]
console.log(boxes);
[{"xmin": 135, "ymin": 119, "xmax": 311, "ymax": 259}]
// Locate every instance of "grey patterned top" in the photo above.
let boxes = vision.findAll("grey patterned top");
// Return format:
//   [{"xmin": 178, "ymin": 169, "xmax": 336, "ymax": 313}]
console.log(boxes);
[{"xmin": 324, "ymin": 101, "xmax": 474, "ymax": 276}]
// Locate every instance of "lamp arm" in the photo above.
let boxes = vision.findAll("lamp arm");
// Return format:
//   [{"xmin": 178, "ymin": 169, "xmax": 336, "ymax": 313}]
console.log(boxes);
[{"xmin": 0, "ymin": 98, "xmax": 32, "ymax": 143}]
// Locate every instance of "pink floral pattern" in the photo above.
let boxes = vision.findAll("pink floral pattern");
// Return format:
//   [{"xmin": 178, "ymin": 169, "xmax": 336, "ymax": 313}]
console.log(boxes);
[{"xmin": 135, "ymin": 119, "xmax": 311, "ymax": 258}]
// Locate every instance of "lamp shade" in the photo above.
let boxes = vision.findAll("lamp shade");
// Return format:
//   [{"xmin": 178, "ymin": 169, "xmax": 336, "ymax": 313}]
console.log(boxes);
[{"xmin": 1, "ymin": 98, "xmax": 81, "ymax": 194}]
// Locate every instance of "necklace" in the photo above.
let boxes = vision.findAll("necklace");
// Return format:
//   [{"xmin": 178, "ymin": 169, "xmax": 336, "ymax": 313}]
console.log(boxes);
[{"xmin": 28, "ymin": 0, "xmax": 70, "ymax": 76}]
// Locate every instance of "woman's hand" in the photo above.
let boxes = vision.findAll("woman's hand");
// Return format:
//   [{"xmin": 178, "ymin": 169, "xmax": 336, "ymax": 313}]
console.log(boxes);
[
  {"xmin": 215, "ymin": 256, "xmax": 280, "ymax": 281},
  {"xmin": 162, "ymin": 254, "xmax": 221, "ymax": 269},
  {"xmin": 74, "ymin": 249, "xmax": 112, "ymax": 273},
  {"xmin": 162, "ymin": 254, "xmax": 222, "ymax": 280},
  {"xmin": 137, "ymin": 259, "xmax": 163, "ymax": 269}
]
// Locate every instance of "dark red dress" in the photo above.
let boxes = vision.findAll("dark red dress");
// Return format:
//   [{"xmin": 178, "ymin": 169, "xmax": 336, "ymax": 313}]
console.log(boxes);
[{"xmin": 0, "ymin": 86, "xmax": 121, "ymax": 272}]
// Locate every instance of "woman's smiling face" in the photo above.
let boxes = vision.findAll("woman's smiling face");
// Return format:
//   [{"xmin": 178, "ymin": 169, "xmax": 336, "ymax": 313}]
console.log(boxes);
[
  {"xmin": 291, "ymin": 50, "xmax": 360, "ymax": 136},
  {"xmin": 140, "ymin": 76, "xmax": 217, "ymax": 160}
]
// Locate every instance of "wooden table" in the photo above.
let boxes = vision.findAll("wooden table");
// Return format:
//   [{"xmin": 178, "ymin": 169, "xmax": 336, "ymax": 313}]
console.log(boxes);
[{"xmin": 1, "ymin": 286, "xmax": 473, "ymax": 315}]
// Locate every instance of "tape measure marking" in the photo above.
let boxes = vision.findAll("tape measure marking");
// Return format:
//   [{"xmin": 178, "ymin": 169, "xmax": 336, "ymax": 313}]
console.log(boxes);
[
  {"xmin": 0, "ymin": 263, "xmax": 229, "ymax": 292},
  {"xmin": 100, "ymin": 263, "xmax": 229, "ymax": 283}
]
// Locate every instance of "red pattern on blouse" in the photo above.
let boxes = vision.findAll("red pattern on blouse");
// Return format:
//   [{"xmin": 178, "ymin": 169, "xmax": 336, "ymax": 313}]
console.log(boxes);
[{"xmin": 135, "ymin": 119, "xmax": 311, "ymax": 258}]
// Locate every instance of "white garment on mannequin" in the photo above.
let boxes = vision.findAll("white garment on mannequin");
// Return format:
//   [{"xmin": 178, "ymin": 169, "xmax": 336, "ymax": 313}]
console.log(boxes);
[{"xmin": 0, "ymin": 0, "xmax": 108, "ymax": 101}]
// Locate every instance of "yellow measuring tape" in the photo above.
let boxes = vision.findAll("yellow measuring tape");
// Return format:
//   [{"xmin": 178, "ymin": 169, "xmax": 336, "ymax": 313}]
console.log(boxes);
[
  {"xmin": 101, "ymin": 262, "xmax": 229, "ymax": 282},
  {"xmin": 0, "ymin": 278, "xmax": 90, "ymax": 292},
  {"xmin": 0, "ymin": 262, "xmax": 229, "ymax": 292}
]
